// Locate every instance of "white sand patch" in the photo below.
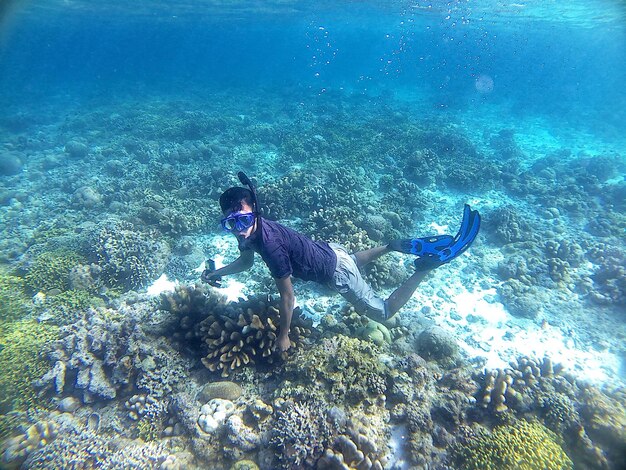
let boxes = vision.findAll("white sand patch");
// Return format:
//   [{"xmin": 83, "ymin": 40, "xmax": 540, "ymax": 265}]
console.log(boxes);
[
  {"xmin": 219, "ymin": 279, "xmax": 248, "ymax": 303},
  {"xmin": 146, "ymin": 274, "xmax": 178, "ymax": 296},
  {"xmin": 422, "ymin": 273, "xmax": 623, "ymax": 385}
]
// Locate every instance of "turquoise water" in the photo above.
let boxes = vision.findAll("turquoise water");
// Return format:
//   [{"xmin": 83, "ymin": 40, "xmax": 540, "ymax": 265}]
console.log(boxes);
[{"xmin": 0, "ymin": 1, "xmax": 625, "ymax": 469}]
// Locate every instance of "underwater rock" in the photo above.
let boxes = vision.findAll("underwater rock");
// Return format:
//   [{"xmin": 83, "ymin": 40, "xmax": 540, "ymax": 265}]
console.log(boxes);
[
  {"xmin": 58, "ymin": 396, "xmax": 81, "ymax": 413},
  {"xmin": 416, "ymin": 326, "xmax": 460, "ymax": 367},
  {"xmin": 72, "ymin": 186, "xmax": 102, "ymax": 209},
  {"xmin": 0, "ymin": 151, "xmax": 23, "ymax": 176},
  {"xmin": 197, "ymin": 381, "xmax": 243, "ymax": 402},
  {"xmin": 64, "ymin": 140, "xmax": 89, "ymax": 158},
  {"xmin": 225, "ymin": 415, "xmax": 260, "ymax": 454},
  {"xmin": 198, "ymin": 398, "xmax": 235, "ymax": 434},
  {"xmin": 1, "ymin": 421, "xmax": 57, "ymax": 467}
]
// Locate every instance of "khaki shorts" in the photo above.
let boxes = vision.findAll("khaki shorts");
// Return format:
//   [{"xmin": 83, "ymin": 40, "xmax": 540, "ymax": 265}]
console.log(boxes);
[{"xmin": 329, "ymin": 243, "xmax": 388, "ymax": 320}]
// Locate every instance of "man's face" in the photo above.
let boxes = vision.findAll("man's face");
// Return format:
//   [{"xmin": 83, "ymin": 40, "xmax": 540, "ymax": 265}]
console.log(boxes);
[{"xmin": 225, "ymin": 201, "xmax": 256, "ymax": 241}]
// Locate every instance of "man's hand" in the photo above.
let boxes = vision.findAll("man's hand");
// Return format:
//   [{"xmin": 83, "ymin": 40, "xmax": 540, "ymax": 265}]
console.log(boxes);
[
  {"xmin": 275, "ymin": 334, "xmax": 291, "ymax": 352},
  {"xmin": 201, "ymin": 269, "xmax": 221, "ymax": 286}
]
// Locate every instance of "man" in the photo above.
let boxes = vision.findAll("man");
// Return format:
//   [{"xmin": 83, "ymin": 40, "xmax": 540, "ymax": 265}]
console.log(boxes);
[{"xmin": 202, "ymin": 172, "xmax": 480, "ymax": 352}]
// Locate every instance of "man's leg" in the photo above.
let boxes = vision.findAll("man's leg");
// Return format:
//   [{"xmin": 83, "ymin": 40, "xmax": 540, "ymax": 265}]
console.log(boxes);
[
  {"xmin": 352, "ymin": 246, "xmax": 390, "ymax": 268},
  {"xmin": 385, "ymin": 270, "xmax": 431, "ymax": 318}
]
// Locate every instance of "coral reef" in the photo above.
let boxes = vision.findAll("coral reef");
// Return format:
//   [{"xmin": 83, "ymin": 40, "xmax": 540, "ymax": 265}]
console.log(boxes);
[
  {"xmin": 35, "ymin": 289, "xmax": 103, "ymax": 326},
  {"xmin": 281, "ymin": 335, "xmax": 388, "ymax": 405},
  {"xmin": 477, "ymin": 357, "xmax": 565, "ymax": 413},
  {"xmin": 1, "ymin": 420, "xmax": 57, "ymax": 468},
  {"xmin": 198, "ymin": 398, "xmax": 235, "ymax": 434},
  {"xmin": 474, "ymin": 356, "xmax": 624, "ymax": 469},
  {"xmin": 92, "ymin": 220, "xmax": 170, "ymax": 289},
  {"xmin": 197, "ymin": 381, "xmax": 243, "ymax": 402},
  {"xmin": 195, "ymin": 295, "xmax": 313, "ymax": 378},
  {"xmin": 308, "ymin": 207, "xmax": 374, "ymax": 253},
  {"xmin": 23, "ymin": 250, "xmax": 85, "ymax": 293},
  {"xmin": 0, "ymin": 320, "xmax": 59, "ymax": 416},
  {"xmin": 485, "ymin": 205, "xmax": 533, "ymax": 244},
  {"xmin": 415, "ymin": 326, "xmax": 461, "ymax": 367},
  {"xmin": 36, "ymin": 307, "xmax": 187, "ymax": 403},
  {"xmin": 318, "ymin": 417, "xmax": 387, "ymax": 470},
  {"xmin": 271, "ymin": 399, "xmax": 331, "ymax": 469},
  {"xmin": 451, "ymin": 419, "xmax": 573, "ymax": 470},
  {"xmin": 20, "ymin": 414, "xmax": 183, "ymax": 469},
  {"xmin": 0, "ymin": 270, "xmax": 28, "ymax": 322}
]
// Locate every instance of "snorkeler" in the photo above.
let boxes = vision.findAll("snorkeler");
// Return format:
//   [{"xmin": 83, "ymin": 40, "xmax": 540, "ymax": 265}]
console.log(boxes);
[{"xmin": 201, "ymin": 172, "xmax": 480, "ymax": 352}]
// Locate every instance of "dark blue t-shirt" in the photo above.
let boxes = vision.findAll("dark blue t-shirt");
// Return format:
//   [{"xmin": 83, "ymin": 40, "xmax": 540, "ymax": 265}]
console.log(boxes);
[{"xmin": 239, "ymin": 217, "xmax": 337, "ymax": 283}]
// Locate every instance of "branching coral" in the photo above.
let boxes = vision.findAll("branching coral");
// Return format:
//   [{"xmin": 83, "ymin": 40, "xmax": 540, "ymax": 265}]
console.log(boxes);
[
  {"xmin": 24, "ymin": 250, "xmax": 85, "ymax": 293},
  {"xmin": 452, "ymin": 420, "xmax": 573, "ymax": 470},
  {"xmin": 282, "ymin": 334, "xmax": 388, "ymax": 405},
  {"xmin": 478, "ymin": 356, "xmax": 565, "ymax": 413},
  {"xmin": 0, "ymin": 270, "xmax": 28, "ymax": 322},
  {"xmin": 271, "ymin": 399, "xmax": 331, "ymax": 469},
  {"xmin": 198, "ymin": 296, "xmax": 313, "ymax": 377},
  {"xmin": 162, "ymin": 285, "xmax": 314, "ymax": 377},
  {"xmin": 92, "ymin": 220, "xmax": 170, "ymax": 289},
  {"xmin": 0, "ymin": 320, "xmax": 59, "ymax": 415}
]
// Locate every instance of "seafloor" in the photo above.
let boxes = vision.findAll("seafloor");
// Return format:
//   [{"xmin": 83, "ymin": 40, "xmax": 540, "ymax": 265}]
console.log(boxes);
[{"xmin": 0, "ymin": 87, "xmax": 624, "ymax": 469}]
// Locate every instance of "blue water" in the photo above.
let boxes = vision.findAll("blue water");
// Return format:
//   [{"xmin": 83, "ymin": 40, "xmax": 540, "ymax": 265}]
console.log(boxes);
[
  {"xmin": 1, "ymin": 1, "xmax": 625, "ymax": 469},
  {"xmin": 2, "ymin": 0, "xmax": 625, "ymax": 127}
]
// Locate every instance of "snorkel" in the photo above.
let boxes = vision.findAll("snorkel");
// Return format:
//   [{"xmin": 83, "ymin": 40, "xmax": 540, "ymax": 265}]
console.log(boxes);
[{"xmin": 237, "ymin": 171, "xmax": 261, "ymax": 231}]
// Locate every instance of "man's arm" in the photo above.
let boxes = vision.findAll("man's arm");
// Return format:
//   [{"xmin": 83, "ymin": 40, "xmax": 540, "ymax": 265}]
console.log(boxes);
[
  {"xmin": 275, "ymin": 275, "xmax": 295, "ymax": 352},
  {"xmin": 201, "ymin": 250, "xmax": 254, "ymax": 283}
]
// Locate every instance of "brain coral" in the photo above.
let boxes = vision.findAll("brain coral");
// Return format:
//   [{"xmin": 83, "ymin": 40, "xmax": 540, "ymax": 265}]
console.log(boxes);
[{"xmin": 453, "ymin": 420, "xmax": 573, "ymax": 470}]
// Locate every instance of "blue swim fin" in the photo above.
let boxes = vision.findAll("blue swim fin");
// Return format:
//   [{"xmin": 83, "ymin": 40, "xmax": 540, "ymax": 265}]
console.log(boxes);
[
  {"xmin": 389, "ymin": 204, "xmax": 481, "ymax": 271},
  {"xmin": 439, "ymin": 204, "xmax": 481, "ymax": 262}
]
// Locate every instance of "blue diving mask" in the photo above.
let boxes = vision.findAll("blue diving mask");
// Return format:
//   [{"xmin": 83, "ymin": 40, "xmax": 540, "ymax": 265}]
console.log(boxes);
[{"xmin": 221, "ymin": 211, "xmax": 256, "ymax": 232}]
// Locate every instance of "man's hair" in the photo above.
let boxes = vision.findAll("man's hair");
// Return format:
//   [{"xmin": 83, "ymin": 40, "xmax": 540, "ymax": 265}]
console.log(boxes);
[{"xmin": 219, "ymin": 187, "xmax": 254, "ymax": 213}]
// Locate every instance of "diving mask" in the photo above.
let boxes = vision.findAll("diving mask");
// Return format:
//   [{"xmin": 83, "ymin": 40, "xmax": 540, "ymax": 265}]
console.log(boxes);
[{"xmin": 221, "ymin": 211, "xmax": 256, "ymax": 232}]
